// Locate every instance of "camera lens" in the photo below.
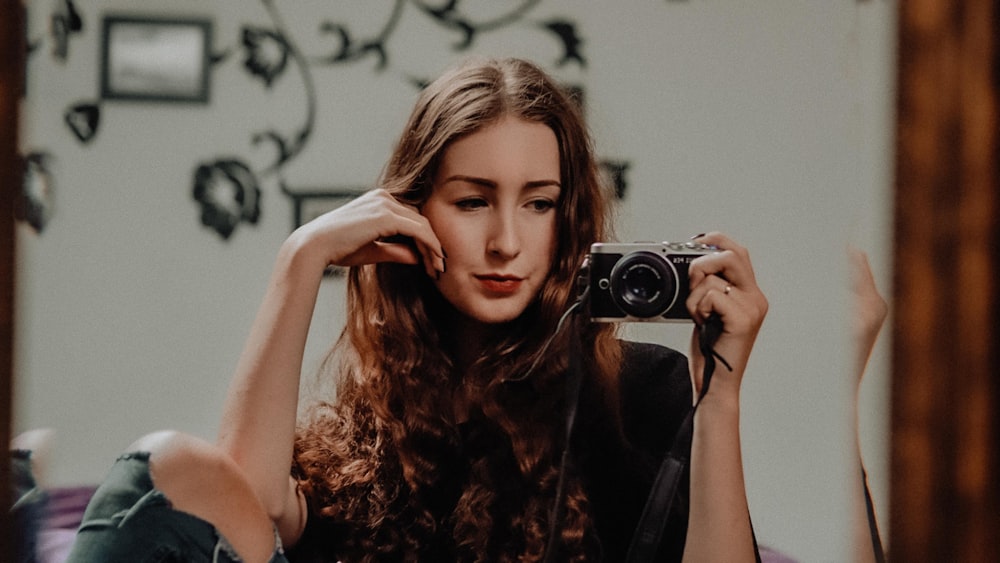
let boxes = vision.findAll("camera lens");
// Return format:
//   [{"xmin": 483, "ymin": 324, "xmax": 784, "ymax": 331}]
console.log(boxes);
[
  {"xmin": 609, "ymin": 251, "xmax": 679, "ymax": 318},
  {"xmin": 624, "ymin": 266, "xmax": 660, "ymax": 299}
]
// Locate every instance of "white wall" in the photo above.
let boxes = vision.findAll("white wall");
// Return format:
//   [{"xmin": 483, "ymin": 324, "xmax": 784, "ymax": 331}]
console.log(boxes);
[{"xmin": 14, "ymin": 2, "xmax": 896, "ymax": 561}]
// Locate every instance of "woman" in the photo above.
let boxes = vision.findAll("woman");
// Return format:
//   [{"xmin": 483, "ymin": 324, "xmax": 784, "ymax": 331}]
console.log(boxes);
[{"xmin": 67, "ymin": 57, "xmax": 767, "ymax": 562}]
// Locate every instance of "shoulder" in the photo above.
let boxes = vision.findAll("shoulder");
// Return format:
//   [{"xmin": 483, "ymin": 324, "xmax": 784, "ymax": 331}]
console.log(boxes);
[{"xmin": 617, "ymin": 340, "xmax": 692, "ymax": 454}]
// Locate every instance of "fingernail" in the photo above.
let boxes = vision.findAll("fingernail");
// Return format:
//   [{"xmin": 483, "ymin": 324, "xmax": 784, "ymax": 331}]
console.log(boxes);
[
  {"xmin": 441, "ymin": 256, "xmax": 447, "ymax": 273},
  {"xmin": 690, "ymin": 233, "xmax": 706, "ymax": 240}
]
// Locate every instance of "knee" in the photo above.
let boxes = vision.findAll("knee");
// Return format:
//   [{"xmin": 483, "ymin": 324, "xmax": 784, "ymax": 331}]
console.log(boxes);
[
  {"xmin": 126, "ymin": 430, "xmax": 212, "ymax": 462},
  {"xmin": 101, "ymin": 432, "xmax": 276, "ymax": 562},
  {"xmin": 125, "ymin": 431, "xmax": 238, "ymax": 494}
]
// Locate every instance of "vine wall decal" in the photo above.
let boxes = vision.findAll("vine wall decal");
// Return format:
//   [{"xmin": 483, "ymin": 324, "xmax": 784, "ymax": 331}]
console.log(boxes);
[{"xmin": 21, "ymin": 0, "xmax": 632, "ymax": 241}]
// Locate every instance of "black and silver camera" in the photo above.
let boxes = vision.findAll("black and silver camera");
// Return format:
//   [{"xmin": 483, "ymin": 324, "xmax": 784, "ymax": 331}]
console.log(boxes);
[{"xmin": 582, "ymin": 241, "xmax": 718, "ymax": 322}]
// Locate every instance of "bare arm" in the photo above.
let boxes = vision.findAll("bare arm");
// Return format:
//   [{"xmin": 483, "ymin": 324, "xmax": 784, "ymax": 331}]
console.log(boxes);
[
  {"xmin": 216, "ymin": 236, "xmax": 324, "ymax": 544},
  {"xmin": 682, "ymin": 232, "xmax": 768, "ymax": 563},
  {"xmin": 848, "ymin": 247, "xmax": 888, "ymax": 563},
  {"xmin": 215, "ymin": 189, "xmax": 444, "ymax": 546}
]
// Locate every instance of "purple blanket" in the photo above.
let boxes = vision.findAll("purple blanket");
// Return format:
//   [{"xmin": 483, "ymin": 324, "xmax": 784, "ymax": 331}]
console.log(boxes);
[{"xmin": 37, "ymin": 486, "xmax": 95, "ymax": 563}]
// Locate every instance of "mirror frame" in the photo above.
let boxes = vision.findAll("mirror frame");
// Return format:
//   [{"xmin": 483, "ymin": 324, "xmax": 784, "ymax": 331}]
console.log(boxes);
[
  {"xmin": 1, "ymin": 0, "xmax": 25, "ymax": 554},
  {"xmin": 891, "ymin": 0, "xmax": 1000, "ymax": 559}
]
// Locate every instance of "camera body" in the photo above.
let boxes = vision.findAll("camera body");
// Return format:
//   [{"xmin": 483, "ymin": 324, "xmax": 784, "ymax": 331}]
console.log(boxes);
[{"xmin": 583, "ymin": 241, "xmax": 718, "ymax": 322}]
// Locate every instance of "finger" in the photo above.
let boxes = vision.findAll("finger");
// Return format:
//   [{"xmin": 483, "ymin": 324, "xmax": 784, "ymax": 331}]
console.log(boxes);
[
  {"xmin": 376, "ymin": 196, "xmax": 445, "ymax": 258},
  {"xmin": 379, "ymin": 199, "xmax": 447, "ymax": 278},
  {"xmin": 336, "ymin": 240, "xmax": 417, "ymax": 268},
  {"xmin": 373, "ymin": 238, "xmax": 422, "ymax": 265},
  {"xmin": 692, "ymin": 231, "xmax": 734, "ymax": 248},
  {"xmin": 688, "ymin": 233, "xmax": 755, "ymax": 289},
  {"xmin": 688, "ymin": 251, "xmax": 748, "ymax": 290},
  {"xmin": 415, "ymin": 239, "xmax": 443, "ymax": 279},
  {"xmin": 376, "ymin": 233, "xmax": 442, "ymax": 279},
  {"xmin": 686, "ymin": 274, "xmax": 736, "ymax": 324},
  {"xmin": 848, "ymin": 246, "xmax": 879, "ymax": 293},
  {"xmin": 690, "ymin": 275, "xmax": 762, "ymax": 330},
  {"xmin": 378, "ymin": 240, "xmax": 438, "ymax": 279},
  {"xmin": 369, "ymin": 198, "xmax": 445, "ymax": 275}
]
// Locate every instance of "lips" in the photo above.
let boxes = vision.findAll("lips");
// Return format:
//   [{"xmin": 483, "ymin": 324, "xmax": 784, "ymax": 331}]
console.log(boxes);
[{"xmin": 476, "ymin": 274, "xmax": 523, "ymax": 294}]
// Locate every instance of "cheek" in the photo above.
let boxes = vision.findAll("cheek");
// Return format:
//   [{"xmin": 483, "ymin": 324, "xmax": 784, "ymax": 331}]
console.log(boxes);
[{"xmin": 427, "ymin": 214, "xmax": 472, "ymax": 256}]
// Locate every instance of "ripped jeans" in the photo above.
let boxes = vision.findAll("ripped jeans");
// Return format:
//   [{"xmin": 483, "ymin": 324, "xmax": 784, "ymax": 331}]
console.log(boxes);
[{"xmin": 65, "ymin": 452, "xmax": 288, "ymax": 563}]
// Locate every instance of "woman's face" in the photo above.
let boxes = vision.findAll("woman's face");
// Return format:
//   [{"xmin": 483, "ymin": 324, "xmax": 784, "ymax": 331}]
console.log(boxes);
[{"xmin": 422, "ymin": 116, "xmax": 561, "ymax": 325}]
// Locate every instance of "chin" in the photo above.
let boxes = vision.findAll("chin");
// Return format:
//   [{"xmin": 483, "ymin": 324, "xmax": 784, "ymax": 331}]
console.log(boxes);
[
  {"xmin": 461, "ymin": 303, "xmax": 529, "ymax": 326},
  {"xmin": 471, "ymin": 312, "xmax": 522, "ymax": 325}
]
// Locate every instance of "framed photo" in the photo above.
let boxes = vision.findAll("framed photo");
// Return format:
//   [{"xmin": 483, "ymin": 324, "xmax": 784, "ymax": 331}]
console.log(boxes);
[
  {"xmin": 283, "ymin": 189, "xmax": 366, "ymax": 230},
  {"xmin": 281, "ymin": 187, "xmax": 367, "ymax": 277},
  {"xmin": 100, "ymin": 15, "xmax": 212, "ymax": 103}
]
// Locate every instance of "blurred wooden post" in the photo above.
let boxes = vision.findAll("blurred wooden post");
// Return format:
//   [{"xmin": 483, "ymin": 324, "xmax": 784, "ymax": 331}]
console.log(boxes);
[
  {"xmin": 892, "ymin": 0, "xmax": 1000, "ymax": 560},
  {"xmin": 0, "ymin": 0, "xmax": 25, "ymax": 557}
]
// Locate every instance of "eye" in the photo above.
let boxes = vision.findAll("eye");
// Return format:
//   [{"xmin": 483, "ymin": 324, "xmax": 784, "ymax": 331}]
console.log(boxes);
[
  {"xmin": 455, "ymin": 197, "xmax": 488, "ymax": 210},
  {"xmin": 528, "ymin": 199, "xmax": 556, "ymax": 212}
]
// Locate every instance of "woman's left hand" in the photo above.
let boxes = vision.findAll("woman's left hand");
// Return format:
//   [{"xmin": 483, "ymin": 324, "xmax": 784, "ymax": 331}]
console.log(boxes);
[{"xmin": 685, "ymin": 232, "xmax": 769, "ymax": 400}]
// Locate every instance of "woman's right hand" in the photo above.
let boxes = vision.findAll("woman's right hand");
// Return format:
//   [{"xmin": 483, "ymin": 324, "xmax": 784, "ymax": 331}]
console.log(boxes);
[{"xmin": 289, "ymin": 189, "xmax": 446, "ymax": 279}]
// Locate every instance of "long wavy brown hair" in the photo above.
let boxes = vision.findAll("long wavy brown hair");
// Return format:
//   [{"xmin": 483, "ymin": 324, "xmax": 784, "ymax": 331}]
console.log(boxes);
[{"xmin": 294, "ymin": 57, "xmax": 625, "ymax": 561}]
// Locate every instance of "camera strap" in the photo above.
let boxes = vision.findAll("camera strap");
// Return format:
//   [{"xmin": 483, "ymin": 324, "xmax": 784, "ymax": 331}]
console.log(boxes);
[
  {"xmin": 541, "ymin": 296, "xmax": 587, "ymax": 563},
  {"xmin": 537, "ymin": 301, "xmax": 766, "ymax": 562},
  {"xmin": 624, "ymin": 314, "xmax": 762, "ymax": 563}
]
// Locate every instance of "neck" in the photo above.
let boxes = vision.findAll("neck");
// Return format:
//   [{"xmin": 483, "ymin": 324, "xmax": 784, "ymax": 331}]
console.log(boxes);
[{"xmin": 449, "ymin": 314, "xmax": 495, "ymax": 373}]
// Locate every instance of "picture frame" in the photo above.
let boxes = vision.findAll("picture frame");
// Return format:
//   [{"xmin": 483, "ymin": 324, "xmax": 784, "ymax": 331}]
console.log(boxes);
[
  {"xmin": 280, "ymin": 186, "xmax": 367, "ymax": 278},
  {"xmin": 283, "ymin": 188, "xmax": 366, "ymax": 230},
  {"xmin": 100, "ymin": 15, "xmax": 212, "ymax": 103}
]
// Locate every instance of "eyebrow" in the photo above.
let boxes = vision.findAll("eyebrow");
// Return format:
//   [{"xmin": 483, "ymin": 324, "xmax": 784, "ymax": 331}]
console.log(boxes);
[{"xmin": 441, "ymin": 175, "xmax": 561, "ymax": 190}]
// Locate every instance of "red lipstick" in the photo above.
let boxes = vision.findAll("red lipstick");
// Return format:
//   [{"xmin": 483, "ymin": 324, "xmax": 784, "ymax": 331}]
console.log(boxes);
[{"xmin": 477, "ymin": 275, "xmax": 522, "ymax": 294}]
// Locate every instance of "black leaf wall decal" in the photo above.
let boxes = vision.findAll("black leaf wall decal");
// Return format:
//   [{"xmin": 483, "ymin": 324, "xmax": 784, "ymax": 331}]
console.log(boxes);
[
  {"xmin": 242, "ymin": 27, "xmax": 291, "ymax": 88},
  {"xmin": 192, "ymin": 159, "xmax": 262, "ymax": 239},
  {"xmin": 18, "ymin": 152, "xmax": 56, "ymax": 233},
  {"xmin": 63, "ymin": 102, "xmax": 100, "ymax": 143}
]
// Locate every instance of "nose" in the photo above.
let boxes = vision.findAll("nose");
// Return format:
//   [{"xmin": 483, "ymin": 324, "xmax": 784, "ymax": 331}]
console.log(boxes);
[{"xmin": 487, "ymin": 211, "xmax": 521, "ymax": 259}]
